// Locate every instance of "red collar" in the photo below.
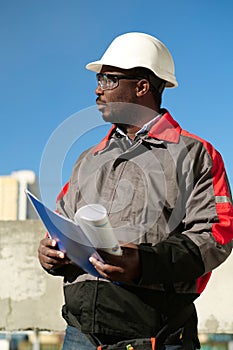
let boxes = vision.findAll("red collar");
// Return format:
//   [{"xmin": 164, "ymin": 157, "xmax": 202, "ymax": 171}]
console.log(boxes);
[
  {"xmin": 148, "ymin": 110, "xmax": 181, "ymax": 143},
  {"xmin": 92, "ymin": 111, "xmax": 181, "ymax": 154},
  {"xmin": 92, "ymin": 124, "xmax": 117, "ymax": 154}
]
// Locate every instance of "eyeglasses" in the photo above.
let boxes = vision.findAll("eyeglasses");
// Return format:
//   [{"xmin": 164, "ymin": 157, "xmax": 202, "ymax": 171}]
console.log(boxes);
[{"xmin": 96, "ymin": 73, "xmax": 144, "ymax": 91}]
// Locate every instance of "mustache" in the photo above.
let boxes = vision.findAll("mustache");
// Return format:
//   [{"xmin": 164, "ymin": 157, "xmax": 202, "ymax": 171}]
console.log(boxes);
[{"xmin": 96, "ymin": 97, "xmax": 105, "ymax": 104}]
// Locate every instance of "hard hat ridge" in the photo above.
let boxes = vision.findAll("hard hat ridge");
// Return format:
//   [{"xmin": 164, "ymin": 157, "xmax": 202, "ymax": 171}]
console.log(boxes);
[{"xmin": 86, "ymin": 32, "xmax": 178, "ymax": 88}]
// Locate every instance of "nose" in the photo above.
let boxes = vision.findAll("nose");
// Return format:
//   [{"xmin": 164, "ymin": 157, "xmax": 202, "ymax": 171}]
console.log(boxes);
[{"xmin": 95, "ymin": 83, "xmax": 104, "ymax": 95}]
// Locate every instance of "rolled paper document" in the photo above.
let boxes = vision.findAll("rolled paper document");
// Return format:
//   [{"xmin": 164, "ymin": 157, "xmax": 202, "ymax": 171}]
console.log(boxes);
[{"xmin": 74, "ymin": 204, "xmax": 122, "ymax": 256}]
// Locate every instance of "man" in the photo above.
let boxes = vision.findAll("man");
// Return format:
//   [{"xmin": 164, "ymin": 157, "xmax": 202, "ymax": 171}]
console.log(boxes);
[{"xmin": 38, "ymin": 32, "xmax": 233, "ymax": 350}]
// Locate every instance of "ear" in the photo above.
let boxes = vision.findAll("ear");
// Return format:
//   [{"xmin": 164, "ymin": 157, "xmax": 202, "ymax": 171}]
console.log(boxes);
[{"xmin": 135, "ymin": 79, "xmax": 150, "ymax": 97}]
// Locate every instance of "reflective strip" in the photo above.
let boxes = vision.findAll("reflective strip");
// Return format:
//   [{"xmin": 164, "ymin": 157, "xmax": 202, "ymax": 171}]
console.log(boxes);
[{"xmin": 215, "ymin": 196, "xmax": 232, "ymax": 204}]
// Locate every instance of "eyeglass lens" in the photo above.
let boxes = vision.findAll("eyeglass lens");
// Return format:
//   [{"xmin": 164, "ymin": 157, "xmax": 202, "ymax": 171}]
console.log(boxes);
[{"xmin": 97, "ymin": 74, "xmax": 118, "ymax": 90}]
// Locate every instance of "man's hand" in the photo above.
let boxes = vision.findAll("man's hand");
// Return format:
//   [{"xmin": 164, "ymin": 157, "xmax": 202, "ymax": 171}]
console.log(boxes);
[
  {"xmin": 38, "ymin": 237, "xmax": 70, "ymax": 270},
  {"xmin": 89, "ymin": 243, "xmax": 141, "ymax": 283}
]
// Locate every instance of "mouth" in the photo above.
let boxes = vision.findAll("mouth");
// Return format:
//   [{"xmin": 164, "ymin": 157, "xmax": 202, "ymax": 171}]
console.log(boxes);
[{"xmin": 96, "ymin": 100, "xmax": 106, "ymax": 111}]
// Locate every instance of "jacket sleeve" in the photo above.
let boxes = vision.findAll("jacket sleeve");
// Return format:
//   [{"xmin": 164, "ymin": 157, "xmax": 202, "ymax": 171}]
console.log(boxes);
[
  {"xmin": 45, "ymin": 263, "xmax": 85, "ymax": 282},
  {"xmin": 43, "ymin": 181, "xmax": 86, "ymax": 280},
  {"xmin": 138, "ymin": 140, "xmax": 233, "ymax": 286}
]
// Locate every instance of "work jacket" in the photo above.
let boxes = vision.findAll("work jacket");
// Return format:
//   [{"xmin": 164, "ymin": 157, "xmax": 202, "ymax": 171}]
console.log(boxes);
[{"xmin": 51, "ymin": 110, "xmax": 233, "ymax": 343}]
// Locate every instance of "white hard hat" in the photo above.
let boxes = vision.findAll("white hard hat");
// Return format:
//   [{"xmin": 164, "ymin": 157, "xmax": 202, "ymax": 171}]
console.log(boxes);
[{"xmin": 86, "ymin": 32, "xmax": 178, "ymax": 88}]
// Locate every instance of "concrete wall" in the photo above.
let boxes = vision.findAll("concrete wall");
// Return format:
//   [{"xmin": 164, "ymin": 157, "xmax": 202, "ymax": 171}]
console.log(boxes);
[
  {"xmin": 196, "ymin": 252, "xmax": 233, "ymax": 333},
  {"xmin": 0, "ymin": 221, "xmax": 65, "ymax": 332},
  {"xmin": 0, "ymin": 220, "xmax": 232, "ymax": 333}
]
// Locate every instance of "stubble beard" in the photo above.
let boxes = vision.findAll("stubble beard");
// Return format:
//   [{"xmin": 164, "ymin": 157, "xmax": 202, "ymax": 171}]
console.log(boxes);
[{"xmin": 100, "ymin": 102, "xmax": 143, "ymax": 129}]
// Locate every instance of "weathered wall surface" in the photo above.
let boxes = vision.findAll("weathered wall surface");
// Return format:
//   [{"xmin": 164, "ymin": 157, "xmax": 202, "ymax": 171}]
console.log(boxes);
[
  {"xmin": 0, "ymin": 220, "xmax": 232, "ymax": 333},
  {"xmin": 195, "ymin": 252, "xmax": 233, "ymax": 333},
  {"xmin": 0, "ymin": 221, "xmax": 65, "ymax": 331}
]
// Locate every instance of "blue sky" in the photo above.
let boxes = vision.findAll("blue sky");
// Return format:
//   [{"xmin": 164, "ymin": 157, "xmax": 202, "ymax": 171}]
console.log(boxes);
[{"xmin": 1, "ymin": 0, "xmax": 233, "ymax": 208}]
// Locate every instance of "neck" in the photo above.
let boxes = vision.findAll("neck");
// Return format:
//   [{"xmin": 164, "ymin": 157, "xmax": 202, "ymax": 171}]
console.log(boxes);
[
  {"xmin": 117, "ymin": 107, "xmax": 161, "ymax": 140},
  {"xmin": 117, "ymin": 124, "xmax": 140, "ymax": 140}
]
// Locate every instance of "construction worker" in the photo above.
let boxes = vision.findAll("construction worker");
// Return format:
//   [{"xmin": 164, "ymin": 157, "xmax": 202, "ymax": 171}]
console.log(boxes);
[{"xmin": 38, "ymin": 32, "xmax": 233, "ymax": 350}]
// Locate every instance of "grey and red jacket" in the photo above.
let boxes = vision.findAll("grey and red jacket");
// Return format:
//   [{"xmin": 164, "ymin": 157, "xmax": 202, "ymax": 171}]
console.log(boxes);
[{"xmin": 49, "ymin": 110, "xmax": 233, "ymax": 342}]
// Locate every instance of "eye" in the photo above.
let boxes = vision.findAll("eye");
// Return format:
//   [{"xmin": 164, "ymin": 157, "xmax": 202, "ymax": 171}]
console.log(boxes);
[
  {"xmin": 104, "ymin": 75, "xmax": 116, "ymax": 87},
  {"xmin": 108, "ymin": 75, "xmax": 118, "ymax": 83},
  {"xmin": 105, "ymin": 76, "xmax": 113, "ymax": 85}
]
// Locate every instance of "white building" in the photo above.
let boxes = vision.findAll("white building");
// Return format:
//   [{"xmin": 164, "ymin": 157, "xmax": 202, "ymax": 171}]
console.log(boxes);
[{"xmin": 0, "ymin": 170, "xmax": 39, "ymax": 220}]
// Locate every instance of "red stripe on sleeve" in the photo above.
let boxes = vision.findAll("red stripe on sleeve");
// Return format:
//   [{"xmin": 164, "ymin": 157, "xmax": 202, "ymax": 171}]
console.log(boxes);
[
  {"xmin": 182, "ymin": 130, "xmax": 233, "ymax": 245},
  {"xmin": 56, "ymin": 182, "xmax": 70, "ymax": 203},
  {"xmin": 196, "ymin": 272, "xmax": 212, "ymax": 294}
]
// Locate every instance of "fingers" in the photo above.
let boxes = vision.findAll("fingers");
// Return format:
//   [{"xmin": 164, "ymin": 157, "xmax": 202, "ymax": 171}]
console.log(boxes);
[
  {"xmin": 89, "ymin": 257, "xmax": 108, "ymax": 279},
  {"xmin": 89, "ymin": 244, "xmax": 141, "ymax": 283},
  {"xmin": 89, "ymin": 256, "xmax": 124, "ymax": 281},
  {"xmin": 38, "ymin": 237, "xmax": 70, "ymax": 270}
]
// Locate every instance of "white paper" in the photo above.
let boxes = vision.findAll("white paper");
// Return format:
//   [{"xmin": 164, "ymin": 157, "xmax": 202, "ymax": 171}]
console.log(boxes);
[{"xmin": 75, "ymin": 204, "xmax": 122, "ymax": 256}]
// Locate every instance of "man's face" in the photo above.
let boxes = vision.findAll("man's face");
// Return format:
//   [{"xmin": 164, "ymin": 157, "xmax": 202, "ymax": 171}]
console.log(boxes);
[{"xmin": 95, "ymin": 65, "xmax": 140, "ymax": 126}]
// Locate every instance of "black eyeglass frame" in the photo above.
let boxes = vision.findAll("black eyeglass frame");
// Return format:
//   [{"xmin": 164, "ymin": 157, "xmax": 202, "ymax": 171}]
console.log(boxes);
[
  {"xmin": 96, "ymin": 73, "xmax": 145, "ymax": 90},
  {"xmin": 96, "ymin": 72, "xmax": 166, "ymax": 93}
]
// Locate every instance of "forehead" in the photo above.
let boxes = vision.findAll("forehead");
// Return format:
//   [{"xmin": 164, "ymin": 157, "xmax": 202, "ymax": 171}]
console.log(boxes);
[{"xmin": 100, "ymin": 65, "xmax": 134, "ymax": 75}]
